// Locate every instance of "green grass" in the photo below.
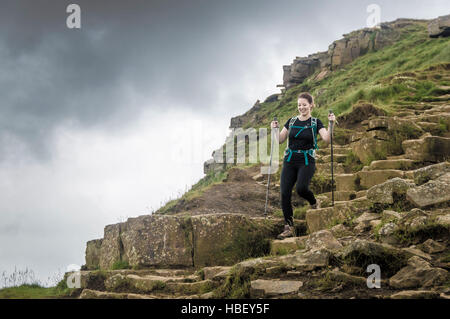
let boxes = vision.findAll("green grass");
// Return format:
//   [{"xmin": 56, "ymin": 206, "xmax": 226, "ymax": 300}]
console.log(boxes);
[
  {"xmin": 111, "ymin": 260, "xmax": 130, "ymax": 270},
  {"xmin": 0, "ymin": 280, "xmax": 73, "ymax": 299}
]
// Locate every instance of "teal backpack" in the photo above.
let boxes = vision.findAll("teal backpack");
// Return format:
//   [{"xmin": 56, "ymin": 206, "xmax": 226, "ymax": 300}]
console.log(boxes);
[{"xmin": 284, "ymin": 116, "xmax": 318, "ymax": 165}]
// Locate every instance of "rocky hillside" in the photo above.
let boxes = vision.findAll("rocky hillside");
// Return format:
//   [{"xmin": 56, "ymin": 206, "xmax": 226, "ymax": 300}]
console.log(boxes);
[{"xmin": 66, "ymin": 15, "xmax": 450, "ymax": 299}]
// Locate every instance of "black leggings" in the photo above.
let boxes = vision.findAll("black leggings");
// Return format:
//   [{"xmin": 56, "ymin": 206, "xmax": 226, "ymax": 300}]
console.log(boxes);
[{"xmin": 280, "ymin": 159, "xmax": 317, "ymax": 226}]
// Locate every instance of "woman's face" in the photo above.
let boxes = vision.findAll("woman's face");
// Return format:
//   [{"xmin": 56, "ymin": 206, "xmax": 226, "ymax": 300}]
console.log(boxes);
[{"xmin": 298, "ymin": 98, "xmax": 312, "ymax": 116}]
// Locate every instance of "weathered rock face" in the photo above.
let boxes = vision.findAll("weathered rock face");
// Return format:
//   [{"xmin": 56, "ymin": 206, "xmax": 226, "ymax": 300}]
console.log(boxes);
[
  {"xmin": 367, "ymin": 177, "xmax": 414, "ymax": 204},
  {"xmin": 428, "ymin": 14, "xmax": 450, "ymax": 38},
  {"xmin": 281, "ymin": 19, "xmax": 426, "ymax": 89},
  {"xmin": 406, "ymin": 173, "xmax": 450, "ymax": 208},
  {"xmin": 412, "ymin": 162, "xmax": 450, "ymax": 185},
  {"xmin": 121, "ymin": 215, "xmax": 193, "ymax": 268},
  {"xmin": 100, "ymin": 222, "xmax": 127, "ymax": 270},
  {"xmin": 85, "ymin": 239, "xmax": 103, "ymax": 270},
  {"xmin": 389, "ymin": 256, "xmax": 448, "ymax": 289},
  {"xmin": 191, "ymin": 214, "xmax": 281, "ymax": 267},
  {"xmin": 87, "ymin": 214, "xmax": 284, "ymax": 270},
  {"xmin": 402, "ymin": 136, "xmax": 450, "ymax": 162},
  {"xmin": 229, "ymin": 100, "xmax": 262, "ymax": 129},
  {"xmin": 351, "ymin": 137, "xmax": 388, "ymax": 165}
]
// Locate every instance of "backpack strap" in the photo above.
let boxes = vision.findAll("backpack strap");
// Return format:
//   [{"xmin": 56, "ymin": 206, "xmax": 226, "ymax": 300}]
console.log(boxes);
[
  {"xmin": 285, "ymin": 117, "xmax": 297, "ymax": 154},
  {"xmin": 311, "ymin": 117, "xmax": 318, "ymax": 150},
  {"xmin": 287, "ymin": 116, "xmax": 297, "ymax": 135}
]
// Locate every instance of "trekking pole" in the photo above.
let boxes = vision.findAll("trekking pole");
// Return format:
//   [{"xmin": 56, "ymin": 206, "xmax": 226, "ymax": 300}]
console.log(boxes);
[
  {"xmin": 329, "ymin": 110, "xmax": 335, "ymax": 207},
  {"xmin": 264, "ymin": 116, "xmax": 278, "ymax": 218}
]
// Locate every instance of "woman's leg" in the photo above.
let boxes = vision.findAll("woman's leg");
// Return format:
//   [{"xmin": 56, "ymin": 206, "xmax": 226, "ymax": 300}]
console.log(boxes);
[
  {"xmin": 280, "ymin": 162, "xmax": 299, "ymax": 226},
  {"xmin": 295, "ymin": 160, "xmax": 317, "ymax": 205}
]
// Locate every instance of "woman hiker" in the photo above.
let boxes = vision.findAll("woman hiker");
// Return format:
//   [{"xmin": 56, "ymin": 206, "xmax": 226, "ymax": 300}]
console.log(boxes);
[{"xmin": 271, "ymin": 92, "xmax": 336, "ymax": 239}]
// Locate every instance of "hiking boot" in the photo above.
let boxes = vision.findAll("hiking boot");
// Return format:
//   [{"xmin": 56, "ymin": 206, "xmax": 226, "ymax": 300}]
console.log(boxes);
[
  {"xmin": 277, "ymin": 225, "xmax": 294, "ymax": 239},
  {"xmin": 310, "ymin": 201, "xmax": 320, "ymax": 209}
]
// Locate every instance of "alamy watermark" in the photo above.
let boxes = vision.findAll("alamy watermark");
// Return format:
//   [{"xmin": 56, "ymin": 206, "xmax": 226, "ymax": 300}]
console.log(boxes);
[
  {"xmin": 204, "ymin": 126, "xmax": 280, "ymax": 175},
  {"xmin": 66, "ymin": 4, "xmax": 81, "ymax": 29},
  {"xmin": 366, "ymin": 264, "xmax": 381, "ymax": 289},
  {"xmin": 366, "ymin": 4, "xmax": 381, "ymax": 29},
  {"xmin": 66, "ymin": 264, "xmax": 81, "ymax": 288}
]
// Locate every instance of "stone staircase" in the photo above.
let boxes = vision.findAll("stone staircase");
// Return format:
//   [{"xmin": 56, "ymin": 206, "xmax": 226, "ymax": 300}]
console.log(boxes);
[
  {"xmin": 75, "ymin": 268, "xmax": 224, "ymax": 299},
  {"xmin": 232, "ymin": 100, "xmax": 450, "ymax": 299},
  {"xmin": 71, "ymin": 85, "xmax": 450, "ymax": 299}
]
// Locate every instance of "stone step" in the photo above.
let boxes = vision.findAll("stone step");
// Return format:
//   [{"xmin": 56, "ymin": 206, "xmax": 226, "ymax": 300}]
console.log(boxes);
[
  {"xmin": 320, "ymin": 190, "xmax": 366, "ymax": 201},
  {"xmin": 104, "ymin": 273, "xmax": 216, "ymax": 295},
  {"xmin": 316, "ymin": 154, "xmax": 348, "ymax": 164},
  {"xmin": 79, "ymin": 289, "xmax": 155, "ymax": 299},
  {"xmin": 79, "ymin": 288, "xmax": 203, "ymax": 299},
  {"xmin": 68, "ymin": 268, "xmax": 199, "ymax": 292},
  {"xmin": 305, "ymin": 197, "xmax": 371, "ymax": 233},
  {"xmin": 335, "ymin": 170, "xmax": 406, "ymax": 191},
  {"xmin": 316, "ymin": 147, "xmax": 351, "ymax": 156},
  {"xmin": 416, "ymin": 121, "xmax": 445, "ymax": 134},
  {"xmin": 270, "ymin": 236, "xmax": 307, "ymax": 255},
  {"xmin": 250, "ymin": 279, "xmax": 303, "ymax": 298},
  {"xmin": 315, "ymin": 163, "xmax": 346, "ymax": 175},
  {"xmin": 386, "ymin": 155, "xmax": 408, "ymax": 160},
  {"xmin": 369, "ymin": 159, "xmax": 418, "ymax": 171}
]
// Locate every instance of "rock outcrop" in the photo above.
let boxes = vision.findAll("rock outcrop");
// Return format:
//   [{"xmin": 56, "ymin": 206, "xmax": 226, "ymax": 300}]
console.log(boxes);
[
  {"xmin": 86, "ymin": 213, "xmax": 286, "ymax": 270},
  {"xmin": 428, "ymin": 14, "xmax": 450, "ymax": 38},
  {"xmin": 282, "ymin": 18, "xmax": 427, "ymax": 90}
]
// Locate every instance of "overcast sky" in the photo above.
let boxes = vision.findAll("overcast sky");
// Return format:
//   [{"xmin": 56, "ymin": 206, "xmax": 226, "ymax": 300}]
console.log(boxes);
[{"xmin": 0, "ymin": 0, "xmax": 449, "ymax": 286}]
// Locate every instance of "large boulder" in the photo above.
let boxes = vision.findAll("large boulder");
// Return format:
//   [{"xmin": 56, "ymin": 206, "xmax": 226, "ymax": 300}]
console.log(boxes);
[
  {"xmin": 306, "ymin": 206, "xmax": 353, "ymax": 233},
  {"xmin": 389, "ymin": 256, "xmax": 448, "ymax": 289},
  {"xmin": 191, "ymin": 214, "xmax": 281, "ymax": 267},
  {"xmin": 305, "ymin": 230, "xmax": 343, "ymax": 252},
  {"xmin": 278, "ymin": 249, "xmax": 333, "ymax": 271},
  {"xmin": 90, "ymin": 214, "xmax": 284, "ymax": 270},
  {"xmin": 367, "ymin": 177, "xmax": 414, "ymax": 204},
  {"xmin": 120, "ymin": 215, "xmax": 193, "ymax": 268},
  {"xmin": 406, "ymin": 173, "xmax": 450, "ymax": 208},
  {"xmin": 412, "ymin": 162, "xmax": 450, "ymax": 185}
]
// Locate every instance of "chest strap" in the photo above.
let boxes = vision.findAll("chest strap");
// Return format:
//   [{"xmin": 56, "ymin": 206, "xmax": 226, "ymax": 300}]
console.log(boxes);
[{"xmin": 285, "ymin": 148, "xmax": 316, "ymax": 165}]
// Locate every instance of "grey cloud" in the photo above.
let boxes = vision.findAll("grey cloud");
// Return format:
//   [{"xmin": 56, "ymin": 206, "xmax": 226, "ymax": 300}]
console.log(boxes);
[{"xmin": 1, "ymin": 0, "xmax": 449, "ymax": 163}]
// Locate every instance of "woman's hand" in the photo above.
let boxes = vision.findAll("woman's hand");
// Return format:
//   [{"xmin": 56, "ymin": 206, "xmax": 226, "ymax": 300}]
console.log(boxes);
[
  {"xmin": 328, "ymin": 112, "xmax": 336, "ymax": 123},
  {"xmin": 271, "ymin": 120, "xmax": 279, "ymax": 129}
]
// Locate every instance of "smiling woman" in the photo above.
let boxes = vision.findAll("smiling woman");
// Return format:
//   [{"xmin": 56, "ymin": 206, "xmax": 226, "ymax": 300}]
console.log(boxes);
[{"xmin": 271, "ymin": 92, "xmax": 335, "ymax": 239}]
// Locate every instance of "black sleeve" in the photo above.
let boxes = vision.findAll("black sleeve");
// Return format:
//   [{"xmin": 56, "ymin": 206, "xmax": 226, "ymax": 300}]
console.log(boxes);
[
  {"xmin": 284, "ymin": 118, "xmax": 290, "ymax": 130},
  {"xmin": 316, "ymin": 118, "xmax": 325, "ymax": 132}
]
